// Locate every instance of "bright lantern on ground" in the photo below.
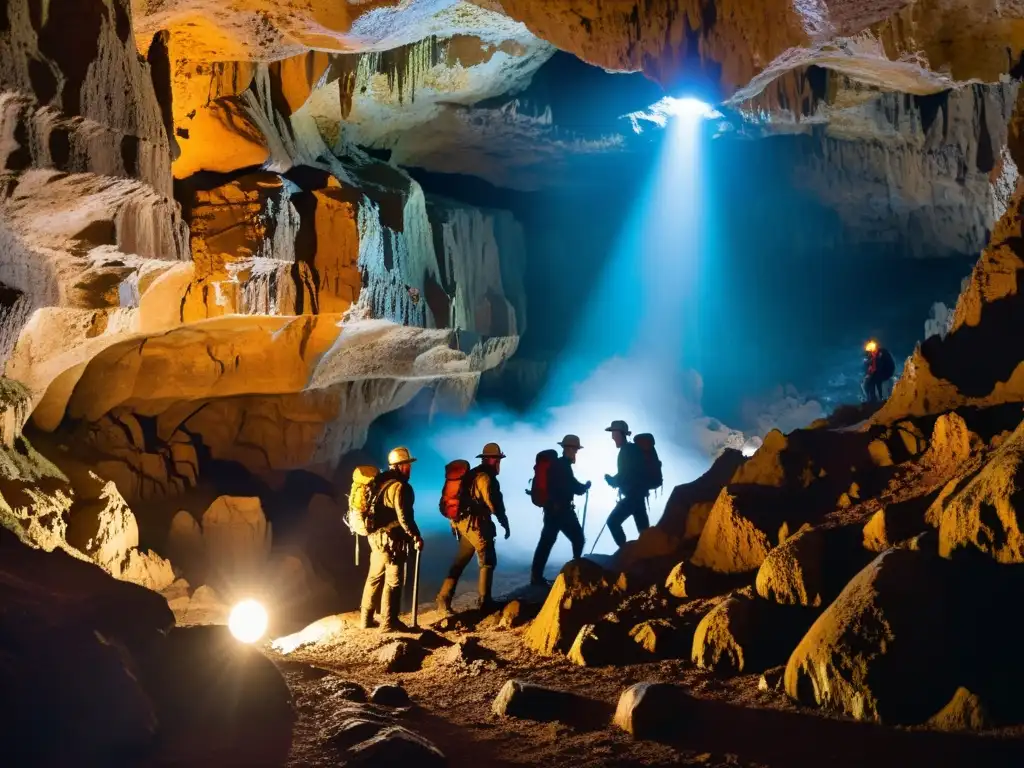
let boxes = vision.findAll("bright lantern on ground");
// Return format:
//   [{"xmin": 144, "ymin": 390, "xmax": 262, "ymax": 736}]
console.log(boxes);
[{"xmin": 228, "ymin": 599, "xmax": 268, "ymax": 643}]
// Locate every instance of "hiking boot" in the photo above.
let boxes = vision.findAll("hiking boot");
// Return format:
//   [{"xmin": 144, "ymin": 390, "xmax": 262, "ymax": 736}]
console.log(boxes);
[
  {"xmin": 358, "ymin": 609, "xmax": 377, "ymax": 630},
  {"xmin": 435, "ymin": 596, "xmax": 454, "ymax": 618}
]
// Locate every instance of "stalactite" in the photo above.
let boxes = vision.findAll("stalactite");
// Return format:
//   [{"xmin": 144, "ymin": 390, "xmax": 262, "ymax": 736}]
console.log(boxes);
[{"xmin": 357, "ymin": 36, "xmax": 446, "ymax": 105}]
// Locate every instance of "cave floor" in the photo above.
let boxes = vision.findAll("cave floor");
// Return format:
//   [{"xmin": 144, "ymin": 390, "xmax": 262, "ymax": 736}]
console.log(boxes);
[{"xmin": 269, "ymin": 604, "xmax": 1024, "ymax": 768}]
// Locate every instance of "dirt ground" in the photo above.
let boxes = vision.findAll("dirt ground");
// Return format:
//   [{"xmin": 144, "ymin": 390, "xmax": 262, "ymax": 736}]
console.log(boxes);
[{"xmin": 265, "ymin": 593, "xmax": 1024, "ymax": 768}]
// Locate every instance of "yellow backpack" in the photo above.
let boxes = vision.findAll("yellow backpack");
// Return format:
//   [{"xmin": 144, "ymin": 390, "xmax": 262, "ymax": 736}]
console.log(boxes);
[{"xmin": 346, "ymin": 465, "xmax": 380, "ymax": 536}]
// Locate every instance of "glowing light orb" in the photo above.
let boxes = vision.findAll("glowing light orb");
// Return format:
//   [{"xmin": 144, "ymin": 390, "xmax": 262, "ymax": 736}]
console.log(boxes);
[{"xmin": 228, "ymin": 599, "xmax": 268, "ymax": 643}]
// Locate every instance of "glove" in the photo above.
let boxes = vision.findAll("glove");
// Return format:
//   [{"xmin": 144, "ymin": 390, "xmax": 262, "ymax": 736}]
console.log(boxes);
[
  {"xmin": 604, "ymin": 473, "xmax": 614, "ymax": 487},
  {"xmin": 503, "ymin": 526, "xmax": 511, "ymax": 540},
  {"xmin": 414, "ymin": 536, "xmax": 424, "ymax": 551},
  {"xmin": 584, "ymin": 480, "xmax": 592, "ymax": 490}
]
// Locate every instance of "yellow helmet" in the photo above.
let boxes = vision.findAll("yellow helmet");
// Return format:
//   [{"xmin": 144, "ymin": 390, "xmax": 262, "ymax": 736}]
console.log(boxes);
[
  {"xmin": 477, "ymin": 442, "xmax": 506, "ymax": 459},
  {"xmin": 387, "ymin": 446, "xmax": 417, "ymax": 466}
]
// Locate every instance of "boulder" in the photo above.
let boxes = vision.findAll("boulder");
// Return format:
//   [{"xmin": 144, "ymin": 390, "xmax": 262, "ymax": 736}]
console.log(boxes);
[
  {"xmin": 492, "ymin": 680, "xmax": 589, "ymax": 723},
  {"xmin": 167, "ymin": 510, "xmax": 205, "ymax": 580},
  {"xmin": 346, "ymin": 726, "xmax": 445, "ymax": 767},
  {"xmin": 0, "ymin": 528, "xmax": 173, "ymax": 764},
  {"xmin": 629, "ymin": 618, "xmax": 686, "ymax": 658},
  {"xmin": 927, "ymin": 687, "xmax": 991, "ymax": 732},
  {"xmin": 862, "ymin": 493, "xmax": 933, "ymax": 553},
  {"xmin": 319, "ymin": 678, "xmax": 368, "ymax": 704},
  {"xmin": 65, "ymin": 479, "xmax": 138, "ymax": 573},
  {"xmin": 784, "ymin": 548, "xmax": 957, "ymax": 724},
  {"xmin": 664, "ymin": 561, "xmax": 688, "ymax": 598},
  {"xmin": 201, "ymin": 496, "xmax": 272, "ymax": 582},
  {"xmin": 691, "ymin": 590, "xmax": 759, "ymax": 675},
  {"xmin": 755, "ymin": 525, "xmax": 824, "ymax": 606},
  {"xmin": 567, "ymin": 615, "xmax": 630, "ymax": 667},
  {"xmin": 923, "ymin": 412, "xmax": 983, "ymax": 469},
  {"xmin": 139, "ymin": 626, "xmax": 294, "ymax": 765},
  {"xmin": 932, "ymin": 420, "xmax": 1024, "ymax": 562},
  {"xmin": 176, "ymin": 584, "xmax": 230, "ymax": 625},
  {"xmin": 375, "ymin": 640, "xmax": 427, "ymax": 673},
  {"xmin": 691, "ymin": 486, "xmax": 792, "ymax": 574},
  {"xmin": 758, "ymin": 665, "xmax": 785, "ymax": 692},
  {"xmin": 693, "ymin": 588, "xmax": 813, "ymax": 676},
  {"xmin": 612, "ymin": 682, "xmax": 691, "ymax": 740},
  {"xmin": 523, "ymin": 559, "xmax": 628, "ymax": 656},
  {"xmin": 370, "ymin": 684, "xmax": 411, "ymax": 707}
]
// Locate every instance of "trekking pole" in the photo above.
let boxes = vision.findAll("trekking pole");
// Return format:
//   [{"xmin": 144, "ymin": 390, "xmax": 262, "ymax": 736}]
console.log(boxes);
[
  {"xmin": 581, "ymin": 489, "xmax": 589, "ymax": 536},
  {"xmin": 590, "ymin": 521, "xmax": 606, "ymax": 555},
  {"xmin": 403, "ymin": 553, "xmax": 409, "ymax": 612},
  {"xmin": 354, "ymin": 535, "xmax": 359, "ymax": 567},
  {"xmin": 411, "ymin": 547, "xmax": 421, "ymax": 628}
]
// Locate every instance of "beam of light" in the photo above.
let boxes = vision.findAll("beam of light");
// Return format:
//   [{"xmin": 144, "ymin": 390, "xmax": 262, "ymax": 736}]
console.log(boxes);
[
  {"xmin": 228, "ymin": 599, "xmax": 268, "ymax": 643},
  {"xmin": 371, "ymin": 89, "xmax": 741, "ymax": 580}
]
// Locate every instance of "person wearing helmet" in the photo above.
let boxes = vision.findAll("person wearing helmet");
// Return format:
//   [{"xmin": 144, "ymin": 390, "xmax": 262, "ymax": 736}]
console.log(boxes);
[
  {"xmin": 862, "ymin": 340, "xmax": 896, "ymax": 403},
  {"xmin": 359, "ymin": 446, "xmax": 424, "ymax": 632},
  {"xmin": 603, "ymin": 420, "xmax": 649, "ymax": 548},
  {"xmin": 530, "ymin": 434, "xmax": 591, "ymax": 586},
  {"xmin": 435, "ymin": 442, "xmax": 510, "ymax": 615}
]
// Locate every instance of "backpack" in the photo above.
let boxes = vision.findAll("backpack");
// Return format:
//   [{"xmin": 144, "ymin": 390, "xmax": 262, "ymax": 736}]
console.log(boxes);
[
  {"xmin": 528, "ymin": 449, "xmax": 558, "ymax": 508},
  {"xmin": 440, "ymin": 459, "xmax": 471, "ymax": 520},
  {"xmin": 346, "ymin": 465, "xmax": 380, "ymax": 536},
  {"xmin": 633, "ymin": 434, "xmax": 662, "ymax": 493}
]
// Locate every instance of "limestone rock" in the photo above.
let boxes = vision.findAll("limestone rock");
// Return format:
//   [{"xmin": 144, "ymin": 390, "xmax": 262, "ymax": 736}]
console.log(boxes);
[
  {"xmin": 138, "ymin": 626, "xmax": 294, "ymax": 765},
  {"xmin": 664, "ymin": 561, "xmax": 688, "ymax": 598},
  {"xmin": 0, "ymin": 527, "xmax": 172, "ymax": 764},
  {"xmin": 375, "ymin": 640, "xmax": 427, "ymax": 673},
  {"xmin": 863, "ymin": 494, "xmax": 933, "ymax": 553},
  {"xmin": 927, "ymin": 687, "xmax": 991, "ymax": 732},
  {"xmin": 172, "ymin": 98, "xmax": 270, "ymax": 178},
  {"xmin": 492, "ymin": 680, "xmax": 587, "ymax": 723},
  {"xmin": 370, "ymin": 684, "xmax": 410, "ymax": 708},
  {"xmin": 691, "ymin": 487, "xmax": 785, "ymax": 574},
  {"xmin": 65, "ymin": 479, "xmax": 139, "ymax": 574},
  {"xmin": 785, "ymin": 549, "xmax": 957, "ymax": 724},
  {"xmin": 175, "ymin": 585, "xmax": 230, "ymax": 626},
  {"xmin": 692, "ymin": 591, "xmax": 760, "ymax": 675},
  {"xmin": 612, "ymin": 682, "xmax": 690, "ymax": 741},
  {"xmin": 755, "ymin": 525, "xmax": 824, "ymax": 607},
  {"xmin": 629, "ymin": 618, "xmax": 684, "ymax": 658},
  {"xmin": 567, "ymin": 616, "xmax": 629, "ymax": 668},
  {"xmin": 201, "ymin": 496, "xmax": 272, "ymax": 581},
  {"xmin": 319, "ymin": 678, "xmax": 368, "ymax": 704},
  {"xmin": 758, "ymin": 666, "xmax": 785, "ymax": 693},
  {"xmin": 167, "ymin": 510, "xmax": 205, "ymax": 581},
  {"xmin": 694, "ymin": 588, "xmax": 814, "ymax": 676},
  {"xmin": 346, "ymin": 726, "xmax": 445, "ymax": 767},
  {"xmin": 932, "ymin": 419, "xmax": 1024, "ymax": 562},
  {"xmin": 119, "ymin": 549, "xmax": 176, "ymax": 591},
  {"xmin": 523, "ymin": 559, "xmax": 628, "ymax": 656},
  {"xmin": 924, "ymin": 413, "xmax": 984, "ymax": 469}
]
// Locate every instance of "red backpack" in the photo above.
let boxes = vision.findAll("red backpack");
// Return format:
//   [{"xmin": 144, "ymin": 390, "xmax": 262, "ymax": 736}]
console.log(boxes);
[
  {"xmin": 440, "ymin": 459, "xmax": 471, "ymax": 520},
  {"xmin": 528, "ymin": 449, "xmax": 558, "ymax": 508},
  {"xmin": 633, "ymin": 433, "xmax": 663, "ymax": 492}
]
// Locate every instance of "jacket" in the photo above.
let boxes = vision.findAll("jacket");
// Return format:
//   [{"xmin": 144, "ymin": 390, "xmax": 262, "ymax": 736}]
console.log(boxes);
[
  {"xmin": 466, "ymin": 464, "xmax": 509, "ymax": 531},
  {"xmin": 607, "ymin": 441, "xmax": 646, "ymax": 497},
  {"xmin": 548, "ymin": 455, "xmax": 587, "ymax": 508},
  {"xmin": 373, "ymin": 470, "xmax": 422, "ymax": 542}
]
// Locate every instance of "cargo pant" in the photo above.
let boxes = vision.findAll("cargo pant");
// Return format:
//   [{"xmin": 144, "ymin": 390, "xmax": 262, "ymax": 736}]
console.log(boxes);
[
  {"xmin": 531, "ymin": 503, "xmax": 584, "ymax": 581},
  {"xmin": 360, "ymin": 529, "xmax": 407, "ymax": 621},
  {"xmin": 606, "ymin": 494, "xmax": 649, "ymax": 548},
  {"xmin": 436, "ymin": 515, "xmax": 496, "ymax": 609}
]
